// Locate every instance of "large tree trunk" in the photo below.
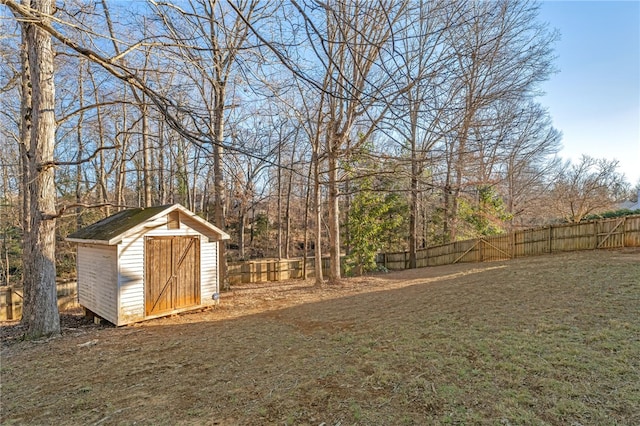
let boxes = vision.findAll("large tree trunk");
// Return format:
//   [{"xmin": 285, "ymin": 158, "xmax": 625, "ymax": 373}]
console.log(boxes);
[
  {"xmin": 141, "ymin": 99, "xmax": 152, "ymax": 207},
  {"xmin": 409, "ymin": 156, "xmax": 419, "ymax": 269},
  {"xmin": 276, "ymin": 147, "xmax": 282, "ymax": 259},
  {"xmin": 75, "ymin": 59, "xmax": 84, "ymax": 227},
  {"xmin": 21, "ymin": 0, "xmax": 60, "ymax": 337},
  {"xmin": 88, "ymin": 66, "xmax": 110, "ymax": 217},
  {"xmin": 19, "ymin": 14, "xmax": 33, "ymax": 323},
  {"xmin": 238, "ymin": 212, "xmax": 246, "ymax": 260},
  {"xmin": 312, "ymin": 149, "xmax": 323, "ymax": 286},
  {"xmin": 327, "ymin": 148, "xmax": 341, "ymax": 283},
  {"xmin": 212, "ymin": 89, "xmax": 228, "ymax": 290}
]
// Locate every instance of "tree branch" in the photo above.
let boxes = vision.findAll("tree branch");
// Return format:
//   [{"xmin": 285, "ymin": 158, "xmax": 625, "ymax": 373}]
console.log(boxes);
[
  {"xmin": 43, "ymin": 202, "xmax": 133, "ymax": 220},
  {"xmin": 38, "ymin": 145, "xmax": 119, "ymax": 170}
]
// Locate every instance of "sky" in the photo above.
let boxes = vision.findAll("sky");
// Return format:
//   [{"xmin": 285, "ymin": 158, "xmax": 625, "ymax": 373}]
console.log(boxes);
[{"xmin": 538, "ymin": 1, "xmax": 640, "ymax": 186}]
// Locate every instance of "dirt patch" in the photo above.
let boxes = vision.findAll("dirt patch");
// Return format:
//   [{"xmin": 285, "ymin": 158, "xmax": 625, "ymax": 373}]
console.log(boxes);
[{"xmin": 2, "ymin": 250, "xmax": 639, "ymax": 425}]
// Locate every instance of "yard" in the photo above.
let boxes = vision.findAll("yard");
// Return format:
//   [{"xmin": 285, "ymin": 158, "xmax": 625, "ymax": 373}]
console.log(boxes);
[{"xmin": 1, "ymin": 249, "xmax": 639, "ymax": 425}]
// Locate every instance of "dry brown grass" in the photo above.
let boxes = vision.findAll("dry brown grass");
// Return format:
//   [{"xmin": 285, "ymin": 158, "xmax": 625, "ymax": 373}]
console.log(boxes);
[{"xmin": 1, "ymin": 249, "xmax": 639, "ymax": 425}]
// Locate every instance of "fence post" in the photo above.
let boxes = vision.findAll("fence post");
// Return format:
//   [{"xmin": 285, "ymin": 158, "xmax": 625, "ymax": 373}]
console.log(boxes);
[
  {"xmin": 7, "ymin": 286, "xmax": 13, "ymax": 320},
  {"xmin": 302, "ymin": 256, "xmax": 307, "ymax": 279},
  {"xmin": 548, "ymin": 225, "xmax": 553, "ymax": 254}
]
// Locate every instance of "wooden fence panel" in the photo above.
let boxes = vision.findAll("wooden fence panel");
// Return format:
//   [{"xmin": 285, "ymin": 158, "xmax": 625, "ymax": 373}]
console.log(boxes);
[
  {"xmin": 423, "ymin": 243, "xmax": 451, "ymax": 267},
  {"xmin": 378, "ymin": 215, "xmax": 640, "ymax": 274},
  {"xmin": 435, "ymin": 241, "xmax": 465, "ymax": 266},
  {"xmin": 383, "ymin": 251, "xmax": 408, "ymax": 270},
  {"xmin": 551, "ymin": 222, "xmax": 595, "ymax": 252},
  {"xmin": 227, "ymin": 263, "xmax": 242, "ymax": 285},
  {"xmin": 1, "ymin": 281, "xmax": 78, "ymax": 321},
  {"xmin": 415, "ymin": 249, "xmax": 429, "ymax": 268},
  {"xmin": 229, "ymin": 259, "xmax": 302, "ymax": 284},
  {"xmin": 514, "ymin": 227, "xmax": 550, "ymax": 257},
  {"xmin": 624, "ymin": 216, "xmax": 640, "ymax": 247},
  {"xmin": 227, "ymin": 257, "xmax": 342, "ymax": 284},
  {"xmin": 452, "ymin": 239, "xmax": 480, "ymax": 264},
  {"xmin": 0, "ymin": 286, "xmax": 20, "ymax": 321}
]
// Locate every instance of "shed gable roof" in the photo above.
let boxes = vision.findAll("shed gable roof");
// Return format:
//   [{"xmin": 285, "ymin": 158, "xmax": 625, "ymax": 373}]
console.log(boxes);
[{"xmin": 66, "ymin": 204, "xmax": 230, "ymax": 245}]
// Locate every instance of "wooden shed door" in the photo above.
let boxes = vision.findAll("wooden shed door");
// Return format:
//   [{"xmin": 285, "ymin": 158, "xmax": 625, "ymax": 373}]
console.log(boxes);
[{"xmin": 145, "ymin": 236, "xmax": 200, "ymax": 316}]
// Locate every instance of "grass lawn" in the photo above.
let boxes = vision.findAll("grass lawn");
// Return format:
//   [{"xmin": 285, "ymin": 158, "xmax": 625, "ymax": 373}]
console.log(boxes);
[{"xmin": 1, "ymin": 250, "xmax": 639, "ymax": 425}]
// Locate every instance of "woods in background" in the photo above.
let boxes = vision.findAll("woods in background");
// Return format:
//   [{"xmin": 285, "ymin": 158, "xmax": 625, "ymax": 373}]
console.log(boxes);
[{"xmin": 0, "ymin": 0, "xmax": 633, "ymax": 335}]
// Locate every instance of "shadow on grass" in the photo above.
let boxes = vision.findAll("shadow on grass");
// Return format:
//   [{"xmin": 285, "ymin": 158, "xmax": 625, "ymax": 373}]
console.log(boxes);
[{"xmin": 2, "ymin": 251, "xmax": 639, "ymax": 425}]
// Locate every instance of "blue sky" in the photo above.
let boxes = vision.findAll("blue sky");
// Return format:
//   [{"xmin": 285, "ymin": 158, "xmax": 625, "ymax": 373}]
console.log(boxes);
[{"xmin": 538, "ymin": 1, "xmax": 640, "ymax": 186}]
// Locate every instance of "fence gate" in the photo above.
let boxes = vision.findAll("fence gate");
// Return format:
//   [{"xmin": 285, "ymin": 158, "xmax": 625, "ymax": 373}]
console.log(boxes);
[
  {"xmin": 145, "ymin": 236, "xmax": 200, "ymax": 316},
  {"xmin": 596, "ymin": 217, "xmax": 626, "ymax": 249}
]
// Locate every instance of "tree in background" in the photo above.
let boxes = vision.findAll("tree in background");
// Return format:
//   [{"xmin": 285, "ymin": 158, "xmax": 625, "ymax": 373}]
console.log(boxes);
[
  {"xmin": 458, "ymin": 185, "xmax": 512, "ymax": 238},
  {"xmin": 387, "ymin": 0, "xmax": 455, "ymax": 269},
  {"xmin": 3, "ymin": 0, "xmax": 628, "ymax": 334},
  {"xmin": 549, "ymin": 155, "xmax": 628, "ymax": 223},
  {"xmin": 439, "ymin": 0, "xmax": 557, "ymax": 242},
  {"xmin": 499, "ymin": 102, "xmax": 562, "ymax": 230},
  {"xmin": 345, "ymin": 178, "xmax": 404, "ymax": 276},
  {"xmin": 312, "ymin": 1, "xmax": 408, "ymax": 283}
]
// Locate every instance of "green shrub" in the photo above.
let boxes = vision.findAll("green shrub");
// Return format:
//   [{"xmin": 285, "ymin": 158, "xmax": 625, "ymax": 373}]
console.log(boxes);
[{"xmin": 581, "ymin": 209, "xmax": 640, "ymax": 221}]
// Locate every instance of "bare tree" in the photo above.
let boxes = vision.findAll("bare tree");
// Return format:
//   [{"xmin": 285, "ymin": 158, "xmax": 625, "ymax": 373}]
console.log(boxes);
[
  {"xmin": 287, "ymin": 78, "xmax": 326, "ymax": 285},
  {"xmin": 549, "ymin": 156, "xmax": 627, "ymax": 223},
  {"xmin": 17, "ymin": 0, "xmax": 60, "ymax": 337},
  {"xmin": 282, "ymin": 1, "xmax": 408, "ymax": 283},
  {"xmin": 148, "ymin": 0, "xmax": 263, "ymax": 288},
  {"xmin": 499, "ymin": 101, "xmax": 561, "ymax": 229},
  {"xmin": 439, "ymin": 0, "xmax": 557, "ymax": 241},
  {"xmin": 387, "ymin": 0, "xmax": 455, "ymax": 267},
  {"xmin": 0, "ymin": 19, "xmax": 22, "ymax": 288}
]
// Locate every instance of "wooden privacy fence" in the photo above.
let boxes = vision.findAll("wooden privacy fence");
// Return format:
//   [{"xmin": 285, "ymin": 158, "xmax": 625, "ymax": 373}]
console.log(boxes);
[
  {"xmin": 379, "ymin": 215, "xmax": 640, "ymax": 270},
  {"xmin": 227, "ymin": 257, "xmax": 340, "ymax": 285},
  {"xmin": 226, "ymin": 216, "xmax": 640, "ymax": 284},
  {"xmin": 0, "ymin": 280, "xmax": 78, "ymax": 321}
]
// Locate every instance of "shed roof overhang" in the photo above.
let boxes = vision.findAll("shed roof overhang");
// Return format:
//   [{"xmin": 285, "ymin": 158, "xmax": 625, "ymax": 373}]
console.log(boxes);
[{"xmin": 66, "ymin": 204, "xmax": 230, "ymax": 245}]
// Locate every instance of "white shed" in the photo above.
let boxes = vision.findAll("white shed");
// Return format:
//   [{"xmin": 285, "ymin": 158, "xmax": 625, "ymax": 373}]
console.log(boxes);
[{"xmin": 66, "ymin": 204, "xmax": 230, "ymax": 326}]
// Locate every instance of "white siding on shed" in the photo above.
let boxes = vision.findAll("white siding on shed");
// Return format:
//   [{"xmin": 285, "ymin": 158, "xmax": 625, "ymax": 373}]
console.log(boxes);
[
  {"xmin": 200, "ymin": 239, "xmax": 219, "ymax": 303},
  {"xmin": 117, "ymin": 228, "xmax": 147, "ymax": 324},
  {"xmin": 116, "ymin": 214, "xmax": 220, "ymax": 324},
  {"xmin": 77, "ymin": 244, "xmax": 118, "ymax": 324}
]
